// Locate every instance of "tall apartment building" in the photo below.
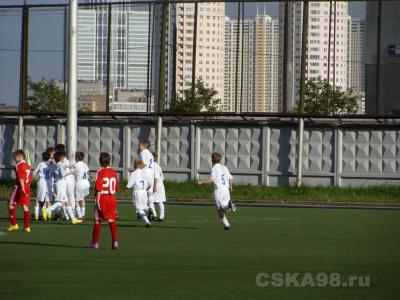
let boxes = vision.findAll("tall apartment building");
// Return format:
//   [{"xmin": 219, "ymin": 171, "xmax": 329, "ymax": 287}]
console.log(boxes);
[
  {"xmin": 347, "ymin": 18, "xmax": 365, "ymax": 95},
  {"xmin": 78, "ymin": 2, "xmax": 151, "ymax": 91},
  {"xmin": 224, "ymin": 18, "xmax": 255, "ymax": 112},
  {"xmin": 279, "ymin": 1, "xmax": 350, "ymax": 110},
  {"xmin": 253, "ymin": 15, "xmax": 280, "ymax": 112},
  {"xmin": 174, "ymin": 3, "xmax": 225, "ymax": 109},
  {"xmin": 224, "ymin": 12, "xmax": 279, "ymax": 113}
]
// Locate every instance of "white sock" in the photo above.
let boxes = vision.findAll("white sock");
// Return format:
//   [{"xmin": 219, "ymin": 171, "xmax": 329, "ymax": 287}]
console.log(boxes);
[
  {"xmin": 34, "ymin": 205, "xmax": 39, "ymax": 216},
  {"xmin": 139, "ymin": 211, "xmax": 150, "ymax": 225},
  {"xmin": 63, "ymin": 206, "xmax": 70, "ymax": 220},
  {"xmin": 81, "ymin": 206, "xmax": 86, "ymax": 217},
  {"xmin": 70, "ymin": 199, "xmax": 76, "ymax": 211},
  {"xmin": 66, "ymin": 206, "xmax": 76, "ymax": 221},
  {"xmin": 76, "ymin": 206, "xmax": 82, "ymax": 218},
  {"xmin": 222, "ymin": 216, "xmax": 230, "ymax": 228},
  {"xmin": 159, "ymin": 203, "xmax": 165, "ymax": 219},
  {"xmin": 149, "ymin": 200, "xmax": 157, "ymax": 218}
]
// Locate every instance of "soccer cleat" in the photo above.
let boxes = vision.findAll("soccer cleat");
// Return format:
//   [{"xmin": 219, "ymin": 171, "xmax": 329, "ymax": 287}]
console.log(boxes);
[
  {"xmin": 229, "ymin": 201, "xmax": 237, "ymax": 213},
  {"xmin": 88, "ymin": 243, "xmax": 99, "ymax": 249},
  {"xmin": 145, "ymin": 222, "xmax": 151, "ymax": 228},
  {"xmin": 72, "ymin": 219, "xmax": 83, "ymax": 225},
  {"xmin": 156, "ymin": 218, "xmax": 165, "ymax": 222},
  {"xmin": 34, "ymin": 213, "xmax": 39, "ymax": 221},
  {"xmin": 41, "ymin": 208, "xmax": 47, "ymax": 221},
  {"xmin": 224, "ymin": 225, "xmax": 230, "ymax": 230},
  {"xmin": 7, "ymin": 224, "xmax": 19, "ymax": 232},
  {"xmin": 23, "ymin": 227, "xmax": 31, "ymax": 233},
  {"xmin": 112, "ymin": 241, "xmax": 118, "ymax": 249}
]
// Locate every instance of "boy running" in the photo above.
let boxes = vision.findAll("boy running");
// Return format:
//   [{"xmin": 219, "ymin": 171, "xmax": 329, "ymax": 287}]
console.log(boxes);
[
  {"xmin": 89, "ymin": 152, "xmax": 120, "ymax": 249},
  {"xmin": 127, "ymin": 159, "xmax": 152, "ymax": 227},
  {"xmin": 7, "ymin": 150, "xmax": 32, "ymax": 232},
  {"xmin": 197, "ymin": 152, "xmax": 236, "ymax": 230}
]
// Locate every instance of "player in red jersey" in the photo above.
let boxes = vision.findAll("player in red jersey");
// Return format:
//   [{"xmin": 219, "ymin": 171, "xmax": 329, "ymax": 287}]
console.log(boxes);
[
  {"xmin": 89, "ymin": 152, "xmax": 120, "ymax": 249},
  {"xmin": 7, "ymin": 149, "xmax": 33, "ymax": 232}
]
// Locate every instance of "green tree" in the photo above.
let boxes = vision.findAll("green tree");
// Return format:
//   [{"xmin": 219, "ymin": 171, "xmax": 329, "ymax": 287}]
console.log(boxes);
[
  {"xmin": 304, "ymin": 79, "xmax": 359, "ymax": 115},
  {"xmin": 26, "ymin": 78, "xmax": 66, "ymax": 112},
  {"xmin": 169, "ymin": 78, "xmax": 220, "ymax": 112}
]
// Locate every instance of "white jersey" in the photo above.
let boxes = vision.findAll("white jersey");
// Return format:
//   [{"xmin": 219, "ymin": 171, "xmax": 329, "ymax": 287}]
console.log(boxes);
[
  {"xmin": 139, "ymin": 149, "xmax": 154, "ymax": 169},
  {"xmin": 74, "ymin": 161, "xmax": 89, "ymax": 182},
  {"xmin": 127, "ymin": 169, "xmax": 150, "ymax": 191},
  {"xmin": 127, "ymin": 168, "xmax": 150, "ymax": 211},
  {"xmin": 153, "ymin": 162, "xmax": 166, "ymax": 203},
  {"xmin": 52, "ymin": 162, "xmax": 67, "ymax": 183},
  {"xmin": 211, "ymin": 163, "xmax": 233, "ymax": 191},
  {"xmin": 34, "ymin": 161, "xmax": 52, "ymax": 182}
]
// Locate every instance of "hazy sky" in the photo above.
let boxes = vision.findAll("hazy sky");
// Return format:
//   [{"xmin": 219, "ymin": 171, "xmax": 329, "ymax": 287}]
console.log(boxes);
[{"xmin": 0, "ymin": 1, "xmax": 366, "ymax": 108}]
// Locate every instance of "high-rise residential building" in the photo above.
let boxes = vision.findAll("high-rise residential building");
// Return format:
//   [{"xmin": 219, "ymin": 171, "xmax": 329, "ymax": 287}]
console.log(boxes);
[
  {"xmin": 224, "ymin": 12, "xmax": 279, "ymax": 113},
  {"xmin": 253, "ymin": 14, "xmax": 280, "ymax": 112},
  {"xmin": 78, "ymin": 2, "xmax": 152, "ymax": 100},
  {"xmin": 174, "ymin": 2, "xmax": 225, "ymax": 109},
  {"xmin": 224, "ymin": 17, "xmax": 255, "ymax": 112},
  {"xmin": 77, "ymin": 10, "xmax": 97, "ymax": 81},
  {"xmin": 347, "ymin": 18, "xmax": 365, "ymax": 94},
  {"xmin": 279, "ymin": 1, "xmax": 350, "ymax": 110}
]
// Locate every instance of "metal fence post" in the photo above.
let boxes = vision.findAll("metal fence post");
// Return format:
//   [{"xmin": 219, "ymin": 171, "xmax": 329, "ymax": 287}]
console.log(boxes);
[
  {"xmin": 123, "ymin": 123, "xmax": 131, "ymax": 180},
  {"xmin": 190, "ymin": 123, "xmax": 196, "ymax": 180},
  {"xmin": 195, "ymin": 125, "xmax": 201, "ymax": 180},
  {"xmin": 156, "ymin": 116, "xmax": 163, "ymax": 162},
  {"xmin": 17, "ymin": 116, "xmax": 24, "ymax": 149},
  {"xmin": 296, "ymin": 118, "xmax": 304, "ymax": 187},
  {"xmin": 263, "ymin": 125, "xmax": 271, "ymax": 186},
  {"xmin": 336, "ymin": 127, "xmax": 343, "ymax": 187}
]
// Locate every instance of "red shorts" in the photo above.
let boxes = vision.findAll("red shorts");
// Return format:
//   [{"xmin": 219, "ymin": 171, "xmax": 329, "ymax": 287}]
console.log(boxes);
[
  {"xmin": 9, "ymin": 186, "xmax": 31, "ymax": 206},
  {"xmin": 95, "ymin": 196, "xmax": 118, "ymax": 221}
]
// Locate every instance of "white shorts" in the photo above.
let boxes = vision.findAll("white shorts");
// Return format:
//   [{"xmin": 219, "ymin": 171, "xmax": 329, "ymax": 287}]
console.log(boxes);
[
  {"xmin": 65, "ymin": 177, "xmax": 75, "ymax": 201},
  {"xmin": 75, "ymin": 179, "xmax": 90, "ymax": 200},
  {"xmin": 214, "ymin": 189, "xmax": 230, "ymax": 211},
  {"xmin": 36, "ymin": 179, "xmax": 50, "ymax": 202},
  {"xmin": 154, "ymin": 186, "xmax": 166, "ymax": 203},
  {"xmin": 134, "ymin": 190, "xmax": 149, "ymax": 211},
  {"xmin": 54, "ymin": 180, "xmax": 67, "ymax": 202}
]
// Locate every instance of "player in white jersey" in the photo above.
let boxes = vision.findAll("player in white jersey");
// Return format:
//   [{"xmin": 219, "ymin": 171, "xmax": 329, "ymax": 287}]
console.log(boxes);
[
  {"xmin": 46, "ymin": 151, "xmax": 82, "ymax": 225},
  {"xmin": 127, "ymin": 159, "xmax": 152, "ymax": 227},
  {"xmin": 74, "ymin": 151, "xmax": 90, "ymax": 220},
  {"xmin": 33, "ymin": 151, "xmax": 53, "ymax": 220},
  {"xmin": 198, "ymin": 152, "xmax": 236, "ymax": 230},
  {"xmin": 138, "ymin": 139, "xmax": 157, "ymax": 219},
  {"xmin": 152, "ymin": 152, "xmax": 166, "ymax": 221},
  {"xmin": 55, "ymin": 144, "xmax": 76, "ymax": 213}
]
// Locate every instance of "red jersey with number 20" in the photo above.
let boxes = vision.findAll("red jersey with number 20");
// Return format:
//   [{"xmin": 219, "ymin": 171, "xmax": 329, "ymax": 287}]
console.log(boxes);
[{"xmin": 95, "ymin": 167, "xmax": 120, "ymax": 220}]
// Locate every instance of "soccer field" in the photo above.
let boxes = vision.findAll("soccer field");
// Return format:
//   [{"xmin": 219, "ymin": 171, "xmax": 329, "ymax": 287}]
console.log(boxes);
[{"xmin": 0, "ymin": 203, "xmax": 399, "ymax": 300}]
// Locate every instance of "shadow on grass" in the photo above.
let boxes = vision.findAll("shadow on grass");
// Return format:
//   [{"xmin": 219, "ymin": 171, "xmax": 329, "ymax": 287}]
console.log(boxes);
[
  {"xmin": 0, "ymin": 241, "xmax": 87, "ymax": 249},
  {"xmin": 116, "ymin": 224, "xmax": 199, "ymax": 230}
]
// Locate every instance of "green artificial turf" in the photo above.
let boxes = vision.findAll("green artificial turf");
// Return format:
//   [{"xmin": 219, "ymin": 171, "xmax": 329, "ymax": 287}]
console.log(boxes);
[
  {"xmin": 1, "ymin": 177, "xmax": 400, "ymax": 204},
  {"xmin": 0, "ymin": 203, "xmax": 399, "ymax": 299}
]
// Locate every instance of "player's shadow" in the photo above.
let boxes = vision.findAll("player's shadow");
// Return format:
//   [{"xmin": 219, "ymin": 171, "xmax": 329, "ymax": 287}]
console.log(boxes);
[
  {"xmin": 0, "ymin": 241, "xmax": 87, "ymax": 249},
  {"xmin": 117, "ymin": 224, "xmax": 199, "ymax": 230}
]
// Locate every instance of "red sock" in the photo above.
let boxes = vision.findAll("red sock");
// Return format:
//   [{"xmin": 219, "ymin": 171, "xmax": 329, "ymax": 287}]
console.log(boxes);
[
  {"xmin": 23, "ymin": 211, "xmax": 30, "ymax": 228},
  {"xmin": 9, "ymin": 208, "xmax": 17, "ymax": 225},
  {"xmin": 92, "ymin": 223, "xmax": 101, "ymax": 244},
  {"xmin": 109, "ymin": 221, "xmax": 118, "ymax": 243}
]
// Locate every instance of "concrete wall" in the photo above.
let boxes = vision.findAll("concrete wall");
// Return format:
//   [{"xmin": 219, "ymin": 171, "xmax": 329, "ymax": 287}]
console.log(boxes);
[{"xmin": 0, "ymin": 118, "xmax": 399, "ymax": 187}]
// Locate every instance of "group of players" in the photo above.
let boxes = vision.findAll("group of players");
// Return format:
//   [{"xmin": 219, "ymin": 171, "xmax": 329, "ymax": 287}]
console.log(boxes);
[{"xmin": 6, "ymin": 139, "xmax": 236, "ymax": 249}]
